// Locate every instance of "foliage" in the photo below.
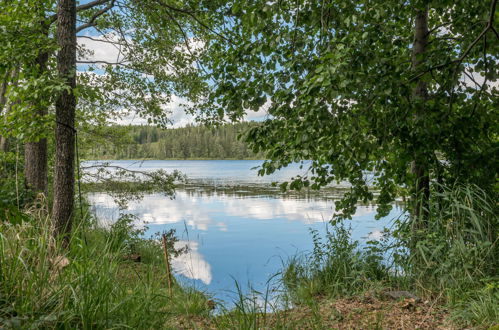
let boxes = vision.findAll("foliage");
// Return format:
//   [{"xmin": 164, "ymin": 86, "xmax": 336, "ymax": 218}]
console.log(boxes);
[
  {"xmin": 394, "ymin": 183, "xmax": 498, "ymax": 291},
  {"xmin": 0, "ymin": 150, "xmax": 37, "ymax": 222},
  {"xmin": 1, "ymin": 0, "xmax": 222, "ymax": 156},
  {"xmin": 81, "ymin": 122, "xmax": 264, "ymax": 160},
  {"xmin": 393, "ymin": 183, "xmax": 499, "ymax": 326},
  {"xmin": 75, "ymin": 0, "xmax": 219, "ymax": 129},
  {"xmin": 200, "ymin": 0, "xmax": 499, "ymax": 218},
  {"xmin": 0, "ymin": 0, "xmax": 60, "ymax": 142}
]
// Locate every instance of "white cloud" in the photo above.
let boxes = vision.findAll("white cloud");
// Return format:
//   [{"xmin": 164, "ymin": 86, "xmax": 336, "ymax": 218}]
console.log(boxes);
[
  {"xmin": 172, "ymin": 240, "xmax": 212, "ymax": 284},
  {"xmin": 111, "ymin": 95, "xmax": 195, "ymax": 127},
  {"xmin": 367, "ymin": 229, "xmax": 384, "ymax": 241},
  {"xmin": 244, "ymin": 98, "xmax": 270, "ymax": 121},
  {"xmin": 77, "ymin": 33, "xmax": 128, "ymax": 64},
  {"xmin": 88, "ymin": 190, "xmax": 379, "ymax": 233},
  {"xmin": 461, "ymin": 65, "xmax": 499, "ymax": 91}
]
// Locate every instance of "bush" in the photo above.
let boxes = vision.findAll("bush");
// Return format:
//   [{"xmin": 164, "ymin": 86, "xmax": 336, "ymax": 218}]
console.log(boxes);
[{"xmin": 283, "ymin": 183, "xmax": 498, "ymax": 326}]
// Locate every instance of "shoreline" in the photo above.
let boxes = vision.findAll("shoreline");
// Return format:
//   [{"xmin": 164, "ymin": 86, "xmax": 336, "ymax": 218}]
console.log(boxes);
[{"xmin": 81, "ymin": 157, "xmax": 267, "ymax": 161}]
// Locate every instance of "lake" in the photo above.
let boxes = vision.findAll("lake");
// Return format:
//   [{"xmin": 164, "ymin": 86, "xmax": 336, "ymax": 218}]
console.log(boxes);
[{"xmin": 86, "ymin": 160, "xmax": 402, "ymax": 306}]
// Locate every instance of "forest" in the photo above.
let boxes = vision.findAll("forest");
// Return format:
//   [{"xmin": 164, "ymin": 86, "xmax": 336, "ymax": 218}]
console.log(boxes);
[
  {"xmin": 0, "ymin": 0, "xmax": 498, "ymax": 328},
  {"xmin": 82, "ymin": 122, "xmax": 263, "ymax": 159}
]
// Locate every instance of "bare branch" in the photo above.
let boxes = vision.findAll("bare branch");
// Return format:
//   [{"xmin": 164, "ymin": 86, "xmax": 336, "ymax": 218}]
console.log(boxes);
[
  {"xmin": 409, "ymin": 0, "xmax": 498, "ymax": 82},
  {"xmin": 48, "ymin": 0, "xmax": 113, "ymax": 25},
  {"xmin": 76, "ymin": 0, "xmax": 116, "ymax": 33},
  {"xmin": 78, "ymin": 35, "xmax": 128, "ymax": 46},
  {"xmin": 77, "ymin": 59, "xmax": 127, "ymax": 65}
]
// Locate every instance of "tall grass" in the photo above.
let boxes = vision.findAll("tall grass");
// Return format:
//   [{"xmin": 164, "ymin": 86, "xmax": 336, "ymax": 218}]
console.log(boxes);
[
  {"xmin": 282, "ymin": 223, "xmax": 391, "ymax": 305},
  {"xmin": 0, "ymin": 206, "xmax": 211, "ymax": 328},
  {"xmin": 282, "ymin": 183, "xmax": 498, "ymax": 327},
  {"xmin": 397, "ymin": 184, "xmax": 497, "ymax": 290},
  {"xmin": 395, "ymin": 183, "xmax": 498, "ymax": 326}
]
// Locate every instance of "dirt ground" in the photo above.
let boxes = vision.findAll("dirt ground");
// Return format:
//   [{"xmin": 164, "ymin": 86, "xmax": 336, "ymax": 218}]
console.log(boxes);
[{"xmin": 173, "ymin": 293, "xmax": 459, "ymax": 329}]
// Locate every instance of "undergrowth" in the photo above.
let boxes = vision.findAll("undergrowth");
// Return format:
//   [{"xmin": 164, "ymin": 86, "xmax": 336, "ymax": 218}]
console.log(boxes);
[
  {"xmin": 282, "ymin": 183, "xmax": 498, "ymax": 328},
  {"xmin": 0, "ymin": 202, "xmax": 211, "ymax": 329}
]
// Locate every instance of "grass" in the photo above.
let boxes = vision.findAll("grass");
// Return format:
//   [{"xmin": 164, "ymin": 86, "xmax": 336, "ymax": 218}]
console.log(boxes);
[
  {"xmin": 0, "ymin": 205, "xmax": 212, "ymax": 329},
  {"xmin": 278, "ymin": 183, "xmax": 498, "ymax": 329}
]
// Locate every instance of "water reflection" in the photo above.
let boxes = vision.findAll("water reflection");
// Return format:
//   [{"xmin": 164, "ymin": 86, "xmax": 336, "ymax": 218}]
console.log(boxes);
[
  {"xmin": 173, "ymin": 241, "xmax": 212, "ymax": 285},
  {"xmin": 88, "ymin": 188, "xmax": 402, "ymax": 304},
  {"xmin": 89, "ymin": 189, "xmax": 383, "ymax": 231}
]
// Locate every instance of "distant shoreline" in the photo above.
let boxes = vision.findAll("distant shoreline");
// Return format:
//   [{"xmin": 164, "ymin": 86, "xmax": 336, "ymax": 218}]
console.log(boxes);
[{"xmin": 81, "ymin": 157, "xmax": 265, "ymax": 161}]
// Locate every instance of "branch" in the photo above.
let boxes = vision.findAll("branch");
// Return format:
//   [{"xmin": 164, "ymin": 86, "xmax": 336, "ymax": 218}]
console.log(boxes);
[
  {"xmin": 491, "ymin": 26, "xmax": 499, "ymax": 39},
  {"xmin": 76, "ymin": 0, "xmax": 116, "ymax": 33},
  {"xmin": 149, "ymin": 0, "xmax": 194, "ymax": 15},
  {"xmin": 425, "ymin": 21, "xmax": 452, "ymax": 36},
  {"xmin": 78, "ymin": 35, "xmax": 128, "ymax": 46},
  {"xmin": 77, "ymin": 60, "xmax": 128, "ymax": 66},
  {"xmin": 470, "ymin": 34, "xmax": 489, "ymax": 118},
  {"xmin": 409, "ymin": 0, "xmax": 498, "ymax": 82},
  {"xmin": 48, "ymin": 0, "xmax": 113, "ymax": 25},
  {"xmin": 153, "ymin": 0, "xmax": 231, "ymax": 43}
]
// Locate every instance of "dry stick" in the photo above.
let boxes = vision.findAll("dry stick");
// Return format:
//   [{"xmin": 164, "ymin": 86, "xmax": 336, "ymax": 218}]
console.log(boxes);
[
  {"xmin": 15, "ymin": 143, "xmax": 19, "ymax": 209},
  {"xmin": 161, "ymin": 233, "xmax": 173, "ymax": 297}
]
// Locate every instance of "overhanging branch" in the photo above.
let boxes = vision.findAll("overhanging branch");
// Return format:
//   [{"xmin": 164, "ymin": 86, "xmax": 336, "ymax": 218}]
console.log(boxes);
[
  {"xmin": 409, "ymin": 0, "xmax": 498, "ymax": 82},
  {"xmin": 76, "ymin": 0, "xmax": 116, "ymax": 33},
  {"xmin": 48, "ymin": 0, "xmax": 113, "ymax": 25}
]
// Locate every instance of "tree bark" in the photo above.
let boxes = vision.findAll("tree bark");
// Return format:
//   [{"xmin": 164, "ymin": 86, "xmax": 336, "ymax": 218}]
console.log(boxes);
[
  {"xmin": 411, "ymin": 8, "xmax": 430, "ymax": 225},
  {"xmin": 0, "ymin": 72, "xmax": 9, "ymax": 152},
  {"xmin": 0, "ymin": 69, "xmax": 20, "ymax": 152},
  {"xmin": 52, "ymin": 0, "xmax": 77, "ymax": 245},
  {"xmin": 25, "ymin": 51, "xmax": 49, "ymax": 196}
]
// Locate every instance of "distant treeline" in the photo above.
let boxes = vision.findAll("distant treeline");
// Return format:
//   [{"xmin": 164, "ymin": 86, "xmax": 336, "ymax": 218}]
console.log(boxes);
[{"xmin": 82, "ymin": 122, "xmax": 264, "ymax": 160}]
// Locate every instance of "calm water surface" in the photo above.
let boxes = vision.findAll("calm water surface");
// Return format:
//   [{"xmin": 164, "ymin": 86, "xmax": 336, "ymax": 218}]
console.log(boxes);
[{"xmin": 86, "ymin": 160, "xmax": 401, "ymax": 305}]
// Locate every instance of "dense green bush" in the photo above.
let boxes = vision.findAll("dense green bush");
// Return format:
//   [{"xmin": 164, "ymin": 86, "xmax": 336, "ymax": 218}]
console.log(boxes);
[{"xmin": 283, "ymin": 223, "xmax": 389, "ymax": 303}]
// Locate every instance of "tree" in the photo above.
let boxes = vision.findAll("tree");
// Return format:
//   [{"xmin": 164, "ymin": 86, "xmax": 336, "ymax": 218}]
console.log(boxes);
[
  {"xmin": 52, "ymin": 0, "xmax": 77, "ymax": 243},
  {"xmin": 49, "ymin": 0, "xmax": 221, "ymax": 241},
  {"xmin": 1, "ymin": 0, "xmax": 222, "ymax": 241},
  {"xmin": 201, "ymin": 0, "xmax": 499, "ymax": 220},
  {"xmin": 0, "ymin": 0, "xmax": 116, "ymax": 196},
  {"xmin": 0, "ymin": 1, "xmax": 53, "ymax": 156}
]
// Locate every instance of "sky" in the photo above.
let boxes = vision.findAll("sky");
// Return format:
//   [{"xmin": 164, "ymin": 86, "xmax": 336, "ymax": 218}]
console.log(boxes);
[
  {"xmin": 75, "ymin": 1, "xmax": 268, "ymax": 127},
  {"xmin": 75, "ymin": 1, "xmax": 497, "ymax": 127}
]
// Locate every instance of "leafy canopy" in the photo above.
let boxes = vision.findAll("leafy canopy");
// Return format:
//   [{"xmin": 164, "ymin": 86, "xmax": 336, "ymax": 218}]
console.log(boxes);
[{"xmin": 200, "ymin": 0, "xmax": 499, "ymax": 217}]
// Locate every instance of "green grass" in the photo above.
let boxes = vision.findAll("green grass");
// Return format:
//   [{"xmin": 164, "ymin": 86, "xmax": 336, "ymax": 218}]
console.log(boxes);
[
  {"xmin": 280, "ymin": 183, "xmax": 499, "ymax": 328},
  {"xmin": 0, "ymin": 209, "xmax": 212, "ymax": 329},
  {"xmin": 282, "ymin": 223, "xmax": 395, "ymax": 304}
]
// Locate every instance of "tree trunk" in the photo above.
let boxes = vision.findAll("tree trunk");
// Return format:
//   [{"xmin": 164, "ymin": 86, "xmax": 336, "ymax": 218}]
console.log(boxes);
[
  {"xmin": 52, "ymin": 0, "xmax": 77, "ymax": 245},
  {"xmin": 0, "ymin": 69, "xmax": 20, "ymax": 152},
  {"xmin": 0, "ymin": 137, "xmax": 7, "ymax": 152},
  {"xmin": 25, "ymin": 51, "xmax": 49, "ymax": 196},
  {"xmin": 411, "ymin": 8, "xmax": 430, "ymax": 225},
  {"xmin": 0, "ymin": 72, "xmax": 8, "ymax": 152},
  {"xmin": 24, "ymin": 138, "xmax": 48, "ymax": 194},
  {"xmin": 1, "ymin": 70, "xmax": 11, "ymax": 152}
]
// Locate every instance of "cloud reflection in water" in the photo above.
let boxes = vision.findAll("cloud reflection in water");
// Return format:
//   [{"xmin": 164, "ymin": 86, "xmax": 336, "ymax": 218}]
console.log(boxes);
[{"xmin": 88, "ymin": 189, "xmax": 396, "ymax": 295}]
